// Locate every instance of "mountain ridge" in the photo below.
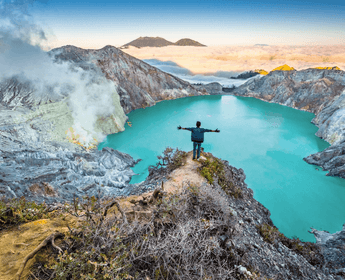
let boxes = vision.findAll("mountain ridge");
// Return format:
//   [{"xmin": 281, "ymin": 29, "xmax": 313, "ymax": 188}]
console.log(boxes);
[
  {"xmin": 0, "ymin": 44, "xmax": 207, "ymax": 204},
  {"xmin": 121, "ymin": 36, "xmax": 206, "ymax": 48}
]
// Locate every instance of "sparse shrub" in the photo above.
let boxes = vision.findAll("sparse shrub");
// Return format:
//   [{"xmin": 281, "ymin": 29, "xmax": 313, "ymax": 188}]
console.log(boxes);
[
  {"xmin": 279, "ymin": 234, "xmax": 324, "ymax": 266},
  {"xmin": 149, "ymin": 147, "xmax": 188, "ymax": 174},
  {"xmin": 256, "ymin": 223, "xmax": 280, "ymax": 243},
  {"xmin": 257, "ymin": 223, "xmax": 324, "ymax": 267},
  {"xmin": 0, "ymin": 196, "xmax": 51, "ymax": 230},
  {"xmin": 198, "ymin": 155, "xmax": 243, "ymax": 199},
  {"xmin": 31, "ymin": 181, "xmax": 239, "ymax": 279}
]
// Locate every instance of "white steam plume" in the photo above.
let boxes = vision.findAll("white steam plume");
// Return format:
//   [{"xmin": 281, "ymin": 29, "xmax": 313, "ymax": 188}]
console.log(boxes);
[{"xmin": 0, "ymin": 0, "xmax": 119, "ymax": 146}]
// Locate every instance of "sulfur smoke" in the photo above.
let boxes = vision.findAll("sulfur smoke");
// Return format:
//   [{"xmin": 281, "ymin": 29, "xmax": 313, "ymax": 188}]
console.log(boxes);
[{"xmin": 0, "ymin": 0, "xmax": 119, "ymax": 146}]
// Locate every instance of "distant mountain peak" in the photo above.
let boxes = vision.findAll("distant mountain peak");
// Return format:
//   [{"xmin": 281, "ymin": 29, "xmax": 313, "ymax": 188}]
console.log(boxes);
[
  {"xmin": 121, "ymin": 37, "xmax": 175, "ymax": 48},
  {"xmin": 121, "ymin": 37, "xmax": 206, "ymax": 48},
  {"xmin": 175, "ymin": 38, "xmax": 206, "ymax": 47}
]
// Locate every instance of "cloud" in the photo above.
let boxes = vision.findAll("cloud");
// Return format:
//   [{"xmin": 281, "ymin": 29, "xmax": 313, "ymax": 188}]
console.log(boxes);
[
  {"xmin": 143, "ymin": 59, "xmax": 249, "ymax": 87},
  {"xmin": 0, "ymin": 0, "xmax": 118, "ymax": 147},
  {"xmin": 124, "ymin": 45, "xmax": 345, "ymax": 74}
]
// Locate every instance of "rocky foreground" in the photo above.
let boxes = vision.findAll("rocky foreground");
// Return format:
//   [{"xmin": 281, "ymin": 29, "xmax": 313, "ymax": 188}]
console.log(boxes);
[
  {"xmin": 1, "ymin": 150, "xmax": 344, "ymax": 279},
  {"xmin": 231, "ymin": 68, "xmax": 345, "ymax": 179}
]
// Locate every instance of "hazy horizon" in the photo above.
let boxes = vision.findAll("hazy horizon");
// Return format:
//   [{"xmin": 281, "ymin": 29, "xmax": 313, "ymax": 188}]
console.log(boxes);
[
  {"xmin": 122, "ymin": 44, "xmax": 345, "ymax": 74},
  {"xmin": 1, "ymin": 0, "xmax": 345, "ymax": 74},
  {"xmin": 7, "ymin": 0, "xmax": 342, "ymax": 50}
]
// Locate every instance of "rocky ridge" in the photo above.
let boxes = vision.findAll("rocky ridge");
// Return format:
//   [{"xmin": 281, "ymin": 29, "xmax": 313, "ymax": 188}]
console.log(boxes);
[
  {"xmin": 231, "ymin": 68, "xmax": 345, "ymax": 178},
  {"xmin": 4, "ymin": 150, "xmax": 343, "ymax": 279},
  {"xmin": 0, "ymin": 45, "xmax": 206, "ymax": 202},
  {"xmin": 133, "ymin": 150, "xmax": 345, "ymax": 279},
  {"xmin": 50, "ymin": 45, "xmax": 205, "ymax": 114}
]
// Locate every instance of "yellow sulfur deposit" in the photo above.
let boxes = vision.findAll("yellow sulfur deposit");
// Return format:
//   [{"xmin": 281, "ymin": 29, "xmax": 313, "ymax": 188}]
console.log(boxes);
[
  {"xmin": 0, "ymin": 216, "xmax": 79, "ymax": 280},
  {"xmin": 271, "ymin": 64, "xmax": 296, "ymax": 71},
  {"xmin": 254, "ymin": 69, "xmax": 268, "ymax": 75},
  {"xmin": 315, "ymin": 66, "xmax": 341, "ymax": 70},
  {"xmin": 65, "ymin": 127, "xmax": 98, "ymax": 151}
]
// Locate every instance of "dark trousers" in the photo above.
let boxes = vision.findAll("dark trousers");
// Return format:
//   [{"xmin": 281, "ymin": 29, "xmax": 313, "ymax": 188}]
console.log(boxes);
[{"xmin": 193, "ymin": 141, "xmax": 202, "ymax": 159}]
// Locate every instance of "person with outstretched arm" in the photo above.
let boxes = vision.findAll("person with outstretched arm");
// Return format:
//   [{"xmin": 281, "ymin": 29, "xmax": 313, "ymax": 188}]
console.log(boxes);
[{"xmin": 178, "ymin": 121, "xmax": 220, "ymax": 160}]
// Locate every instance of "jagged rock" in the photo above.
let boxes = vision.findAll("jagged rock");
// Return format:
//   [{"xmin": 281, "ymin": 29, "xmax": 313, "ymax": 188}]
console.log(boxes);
[
  {"xmin": 0, "ymin": 147, "xmax": 141, "ymax": 204},
  {"xmin": 231, "ymin": 70, "xmax": 260, "ymax": 79},
  {"xmin": 192, "ymin": 82, "xmax": 223, "ymax": 95},
  {"xmin": 129, "ymin": 152, "xmax": 338, "ymax": 279},
  {"xmin": 304, "ymin": 141, "xmax": 345, "ymax": 178},
  {"xmin": 49, "ymin": 45, "xmax": 206, "ymax": 114},
  {"xmin": 232, "ymin": 68, "xmax": 345, "ymax": 178},
  {"xmin": 310, "ymin": 225, "xmax": 345, "ymax": 278},
  {"xmin": 0, "ymin": 44, "xmax": 209, "ymax": 203}
]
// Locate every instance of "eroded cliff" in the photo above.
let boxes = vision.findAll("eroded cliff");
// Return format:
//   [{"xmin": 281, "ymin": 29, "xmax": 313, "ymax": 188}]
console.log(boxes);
[
  {"xmin": 231, "ymin": 68, "xmax": 345, "ymax": 178},
  {"xmin": 49, "ymin": 45, "xmax": 206, "ymax": 115}
]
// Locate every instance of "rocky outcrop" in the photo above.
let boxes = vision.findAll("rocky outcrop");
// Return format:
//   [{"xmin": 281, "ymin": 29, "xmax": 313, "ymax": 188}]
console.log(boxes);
[
  {"xmin": 310, "ymin": 225, "xmax": 345, "ymax": 278},
  {"xmin": 50, "ymin": 45, "xmax": 206, "ymax": 114},
  {"xmin": 303, "ymin": 141, "xmax": 345, "ymax": 178},
  {"xmin": 0, "ymin": 147, "xmax": 141, "ymax": 204},
  {"xmin": 192, "ymin": 82, "xmax": 223, "ymax": 95},
  {"xmin": 231, "ymin": 68, "xmax": 345, "ymax": 178},
  {"xmin": 126, "ymin": 151, "xmax": 341, "ymax": 279},
  {"xmin": 3, "ymin": 150, "xmax": 343, "ymax": 279},
  {"xmin": 231, "ymin": 70, "xmax": 260, "ymax": 79}
]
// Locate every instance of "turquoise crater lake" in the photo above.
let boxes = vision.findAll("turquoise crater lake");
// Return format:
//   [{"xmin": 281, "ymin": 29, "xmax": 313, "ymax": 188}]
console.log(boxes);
[{"xmin": 99, "ymin": 95, "xmax": 345, "ymax": 242}]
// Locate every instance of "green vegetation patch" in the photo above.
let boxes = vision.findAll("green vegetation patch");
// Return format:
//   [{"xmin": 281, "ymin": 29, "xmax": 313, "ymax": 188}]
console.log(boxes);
[
  {"xmin": 198, "ymin": 154, "xmax": 243, "ymax": 199},
  {"xmin": 256, "ymin": 223, "xmax": 324, "ymax": 266},
  {"xmin": 0, "ymin": 197, "xmax": 52, "ymax": 230}
]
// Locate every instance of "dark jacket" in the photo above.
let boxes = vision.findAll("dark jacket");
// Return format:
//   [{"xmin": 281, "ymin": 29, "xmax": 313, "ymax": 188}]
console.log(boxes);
[{"xmin": 185, "ymin": 127, "xmax": 212, "ymax": 143}]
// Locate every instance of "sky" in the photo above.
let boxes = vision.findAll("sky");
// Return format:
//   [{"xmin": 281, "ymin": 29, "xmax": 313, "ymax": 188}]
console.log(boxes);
[{"xmin": 18, "ymin": 0, "xmax": 345, "ymax": 49}]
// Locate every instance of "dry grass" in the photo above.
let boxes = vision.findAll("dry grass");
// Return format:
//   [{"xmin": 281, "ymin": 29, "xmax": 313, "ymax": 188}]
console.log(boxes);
[{"xmin": 28, "ymin": 181, "xmax": 242, "ymax": 279}]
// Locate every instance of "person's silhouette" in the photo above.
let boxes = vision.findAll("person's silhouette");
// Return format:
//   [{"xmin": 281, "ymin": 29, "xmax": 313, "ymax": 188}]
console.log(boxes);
[{"xmin": 178, "ymin": 121, "xmax": 220, "ymax": 160}]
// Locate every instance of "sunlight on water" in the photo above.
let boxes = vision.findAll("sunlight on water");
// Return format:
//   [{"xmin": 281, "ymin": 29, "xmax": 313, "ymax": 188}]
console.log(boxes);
[{"xmin": 99, "ymin": 95, "xmax": 345, "ymax": 242}]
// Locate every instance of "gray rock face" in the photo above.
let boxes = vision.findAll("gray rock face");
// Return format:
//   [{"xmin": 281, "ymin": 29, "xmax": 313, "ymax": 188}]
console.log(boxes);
[
  {"xmin": 192, "ymin": 82, "xmax": 223, "ymax": 95},
  {"xmin": 49, "ymin": 45, "xmax": 206, "ymax": 114},
  {"xmin": 232, "ymin": 68, "xmax": 345, "ymax": 178},
  {"xmin": 310, "ymin": 225, "xmax": 345, "ymax": 278},
  {"xmin": 303, "ymin": 140, "xmax": 345, "ymax": 178},
  {"xmin": 0, "ymin": 147, "xmax": 141, "ymax": 204}
]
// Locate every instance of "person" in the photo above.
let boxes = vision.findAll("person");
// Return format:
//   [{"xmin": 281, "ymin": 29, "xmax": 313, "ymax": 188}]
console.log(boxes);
[{"xmin": 177, "ymin": 121, "xmax": 220, "ymax": 160}]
